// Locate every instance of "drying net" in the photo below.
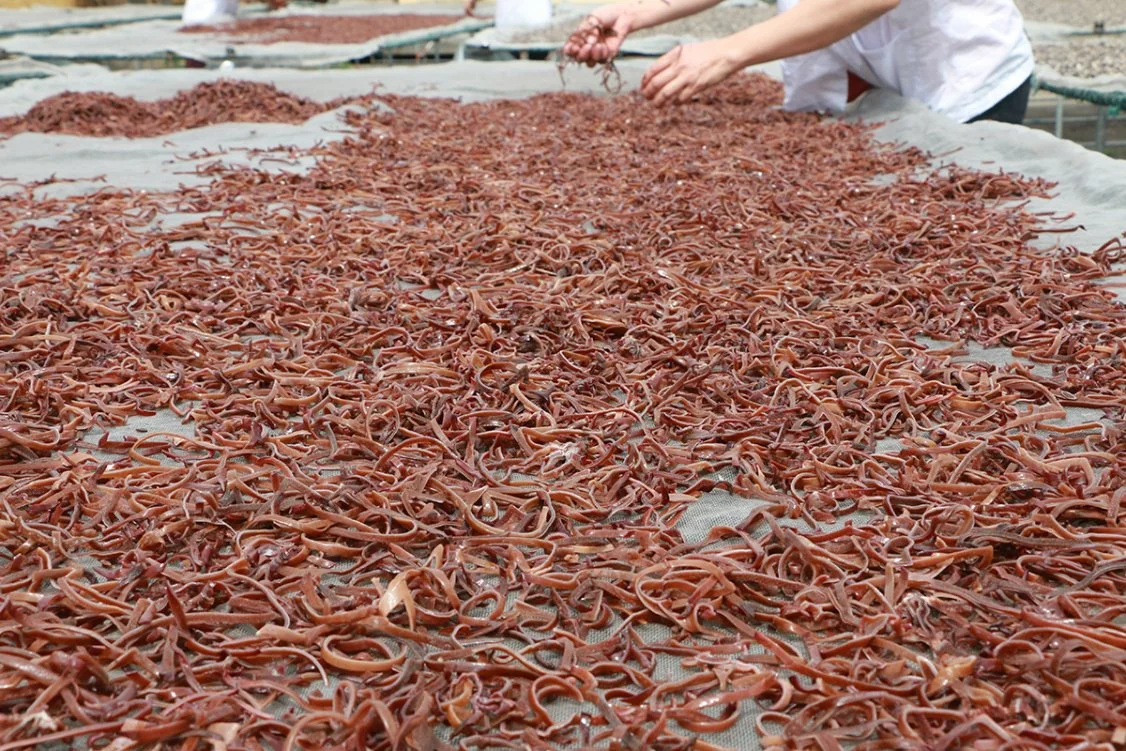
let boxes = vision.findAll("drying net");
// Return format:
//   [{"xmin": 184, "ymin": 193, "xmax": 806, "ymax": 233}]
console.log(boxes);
[{"xmin": 1, "ymin": 74, "xmax": 1124, "ymax": 751}]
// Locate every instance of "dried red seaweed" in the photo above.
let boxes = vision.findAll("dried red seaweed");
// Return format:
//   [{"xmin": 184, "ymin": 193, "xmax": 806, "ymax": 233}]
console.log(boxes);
[
  {"xmin": 180, "ymin": 14, "xmax": 465, "ymax": 45},
  {"xmin": 0, "ymin": 73, "xmax": 1124, "ymax": 751},
  {"xmin": 0, "ymin": 80, "xmax": 367, "ymax": 139}
]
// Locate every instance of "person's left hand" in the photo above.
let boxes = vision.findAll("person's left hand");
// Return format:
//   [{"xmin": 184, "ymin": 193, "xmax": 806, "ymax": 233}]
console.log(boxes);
[{"xmin": 641, "ymin": 39, "xmax": 741, "ymax": 107}]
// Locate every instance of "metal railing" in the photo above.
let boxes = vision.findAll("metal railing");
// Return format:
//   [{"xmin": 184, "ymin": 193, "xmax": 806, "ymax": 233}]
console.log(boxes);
[{"xmin": 1028, "ymin": 77, "xmax": 1125, "ymax": 154}]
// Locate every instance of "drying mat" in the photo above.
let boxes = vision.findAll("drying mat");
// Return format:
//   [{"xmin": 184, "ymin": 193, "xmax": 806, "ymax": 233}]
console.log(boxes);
[
  {"xmin": 0, "ymin": 56, "xmax": 107, "ymax": 87},
  {"xmin": 1, "ymin": 61, "xmax": 1125, "ymax": 750},
  {"xmin": 0, "ymin": 3, "xmax": 195, "ymax": 37},
  {"xmin": 0, "ymin": 3, "xmax": 491, "ymax": 69},
  {"xmin": 1034, "ymin": 64, "xmax": 1126, "ymax": 92}
]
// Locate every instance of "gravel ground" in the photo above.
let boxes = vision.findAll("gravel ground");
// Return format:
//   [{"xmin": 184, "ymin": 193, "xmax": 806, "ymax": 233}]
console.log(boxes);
[
  {"xmin": 1015, "ymin": 0, "xmax": 1125, "ymax": 28},
  {"xmin": 1034, "ymin": 37, "xmax": 1126, "ymax": 78},
  {"xmin": 500, "ymin": 5, "xmax": 776, "ymax": 45}
]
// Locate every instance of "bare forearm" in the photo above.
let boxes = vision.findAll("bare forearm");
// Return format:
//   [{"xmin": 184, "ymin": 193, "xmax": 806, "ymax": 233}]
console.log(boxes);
[
  {"xmin": 724, "ymin": 0, "xmax": 899, "ymax": 68},
  {"xmin": 620, "ymin": 0, "xmax": 725, "ymax": 31}
]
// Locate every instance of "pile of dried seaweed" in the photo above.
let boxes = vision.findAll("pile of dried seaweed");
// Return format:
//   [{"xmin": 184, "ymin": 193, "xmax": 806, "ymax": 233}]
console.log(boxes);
[{"xmin": 0, "ymin": 80, "xmax": 363, "ymax": 138}]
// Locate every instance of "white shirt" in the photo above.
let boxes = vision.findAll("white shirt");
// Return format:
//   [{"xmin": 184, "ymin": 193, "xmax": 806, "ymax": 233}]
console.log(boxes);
[{"xmin": 776, "ymin": 0, "xmax": 1034, "ymax": 123}]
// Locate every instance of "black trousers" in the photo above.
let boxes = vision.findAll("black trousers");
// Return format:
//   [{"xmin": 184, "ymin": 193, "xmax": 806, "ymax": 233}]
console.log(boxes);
[{"xmin": 967, "ymin": 75, "xmax": 1033, "ymax": 125}]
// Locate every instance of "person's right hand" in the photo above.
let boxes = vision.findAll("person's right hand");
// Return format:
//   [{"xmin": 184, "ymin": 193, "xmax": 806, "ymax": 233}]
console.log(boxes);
[{"xmin": 563, "ymin": 5, "xmax": 634, "ymax": 65}]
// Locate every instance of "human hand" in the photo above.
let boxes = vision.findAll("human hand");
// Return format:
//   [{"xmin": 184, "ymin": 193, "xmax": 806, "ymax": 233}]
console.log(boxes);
[
  {"xmin": 641, "ymin": 39, "xmax": 741, "ymax": 106},
  {"xmin": 464, "ymin": 0, "xmax": 478, "ymax": 17},
  {"xmin": 562, "ymin": 5, "xmax": 634, "ymax": 66}
]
